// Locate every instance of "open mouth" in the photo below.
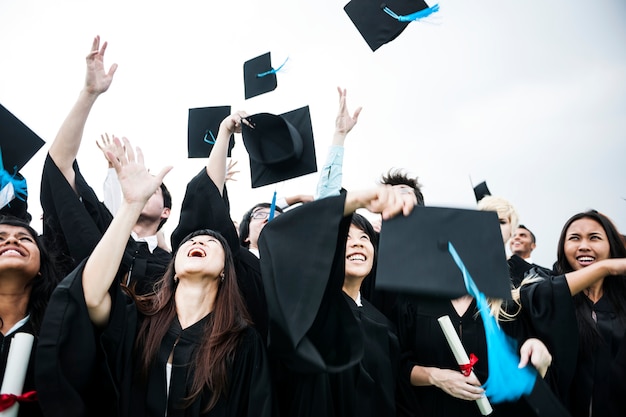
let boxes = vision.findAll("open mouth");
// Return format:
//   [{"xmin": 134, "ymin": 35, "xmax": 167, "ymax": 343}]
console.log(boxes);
[
  {"xmin": 347, "ymin": 253, "xmax": 366, "ymax": 262},
  {"xmin": 188, "ymin": 247, "xmax": 206, "ymax": 257},
  {"xmin": 0, "ymin": 248, "xmax": 25, "ymax": 257},
  {"xmin": 576, "ymin": 256, "xmax": 595, "ymax": 266}
]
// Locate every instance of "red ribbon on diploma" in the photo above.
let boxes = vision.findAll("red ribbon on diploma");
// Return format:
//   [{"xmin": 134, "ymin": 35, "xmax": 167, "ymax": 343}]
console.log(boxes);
[
  {"xmin": 0, "ymin": 390, "xmax": 38, "ymax": 411},
  {"xmin": 459, "ymin": 353, "xmax": 478, "ymax": 376}
]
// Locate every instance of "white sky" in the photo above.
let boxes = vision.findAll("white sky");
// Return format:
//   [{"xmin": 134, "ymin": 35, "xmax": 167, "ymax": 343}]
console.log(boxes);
[{"xmin": 1, "ymin": 0, "xmax": 625, "ymax": 268}]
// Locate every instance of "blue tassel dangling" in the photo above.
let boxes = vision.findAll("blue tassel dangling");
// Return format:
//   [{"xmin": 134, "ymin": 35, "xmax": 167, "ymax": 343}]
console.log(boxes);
[
  {"xmin": 0, "ymin": 147, "xmax": 28, "ymax": 206},
  {"xmin": 257, "ymin": 57, "xmax": 289, "ymax": 78},
  {"xmin": 268, "ymin": 190, "xmax": 277, "ymax": 221},
  {"xmin": 381, "ymin": 3, "xmax": 440, "ymax": 22},
  {"xmin": 448, "ymin": 242, "xmax": 536, "ymax": 403}
]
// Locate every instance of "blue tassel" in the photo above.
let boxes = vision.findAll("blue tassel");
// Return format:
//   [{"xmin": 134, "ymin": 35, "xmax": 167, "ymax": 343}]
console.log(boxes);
[
  {"xmin": 256, "ymin": 57, "xmax": 289, "ymax": 78},
  {"xmin": 382, "ymin": 3, "xmax": 439, "ymax": 22},
  {"xmin": 0, "ymin": 147, "xmax": 28, "ymax": 204},
  {"xmin": 203, "ymin": 129, "xmax": 216, "ymax": 145},
  {"xmin": 448, "ymin": 242, "xmax": 536, "ymax": 403},
  {"xmin": 268, "ymin": 190, "xmax": 277, "ymax": 221}
]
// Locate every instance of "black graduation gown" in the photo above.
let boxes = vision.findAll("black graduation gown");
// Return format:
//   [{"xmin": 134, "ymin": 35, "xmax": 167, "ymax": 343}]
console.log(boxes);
[
  {"xmin": 170, "ymin": 169, "xmax": 268, "ymax": 341},
  {"xmin": 0, "ymin": 320, "xmax": 42, "ymax": 417},
  {"xmin": 36, "ymin": 260, "xmax": 273, "ymax": 417},
  {"xmin": 40, "ymin": 154, "xmax": 171, "ymax": 294},
  {"xmin": 258, "ymin": 194, "xmax": 406, "ymax": 417},
  {"xmin": 394, "ymin": 294, "xmax": 567, "ymax": 417},
  {"xmin": 567, "ymin": 295, "xmax": 626, "ymax": 417}
]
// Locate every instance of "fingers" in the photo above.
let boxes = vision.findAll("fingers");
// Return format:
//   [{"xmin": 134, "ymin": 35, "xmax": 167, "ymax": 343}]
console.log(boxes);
[
  {"xmin": 352, "ymin": 106, "xmax": 363, "ymax": 122},
  {"xmin": 154, "ymin": 165, "xmax": 174, "ymax": 185},
  {"xmin": 122, "ymin": 137, "xmax": 135, "ymax": 162}
]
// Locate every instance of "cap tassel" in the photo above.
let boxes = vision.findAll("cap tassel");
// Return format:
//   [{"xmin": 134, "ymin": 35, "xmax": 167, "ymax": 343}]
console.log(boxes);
[
  {"xmin": 0, "ymin": 147, "xmax": 28, "ymax": 209},
  {"xmin": 268, "ymin": 190, "xmax": 277, "ymax": 221},
  {"xmin": 381, "ymin": 3, "xmax": 439, "ymax": 22},
  {"xmin": 448, "ymin": 242, "xmax": 536, "ymax": 403},
  {"xmin": 256, "ymin": 57, "xmax": 289, "ymax": 78},
  {"xmin": 203, "ymin": 129, "xmax": 217, "ymax": 145}
]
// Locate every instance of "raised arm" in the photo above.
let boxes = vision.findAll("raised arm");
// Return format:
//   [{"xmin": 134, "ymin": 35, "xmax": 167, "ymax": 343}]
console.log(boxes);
[
  {"xmin": 316, "ymin": 87, "xmax": 362, "ymax": 199},
  {"xmin": 82, "ymin": 136, "xmax": 171, "ymax": 326},
  {"xmin": 564, "ymin": 258, "xmax": 626, "ymax": 295},
  {"xmin": 49, "ymin": 36, "xmax": 117, "ymax": 191},
  {"xmin": 206, "ymin": 111, "xmax": 249, "ymax": 195}
]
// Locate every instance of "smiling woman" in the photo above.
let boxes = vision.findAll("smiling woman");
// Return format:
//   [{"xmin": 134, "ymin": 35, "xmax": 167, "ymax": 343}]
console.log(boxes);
[
  {"xmin": 35, "ymin": 138, "xmax": 273, "ymax": 417},
  {"xmin": 0, "ymin": 216, "xmax": 62, "ymax": 417}
]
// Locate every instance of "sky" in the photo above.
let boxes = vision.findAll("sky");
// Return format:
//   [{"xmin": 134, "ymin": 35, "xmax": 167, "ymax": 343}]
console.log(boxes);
[{"xmin": 0, "ymin": 0, "xmax": 625, "ymax": 268}]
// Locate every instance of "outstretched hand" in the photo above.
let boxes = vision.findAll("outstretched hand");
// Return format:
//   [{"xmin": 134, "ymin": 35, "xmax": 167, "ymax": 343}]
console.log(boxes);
[
  {"xmin": 518, "ymin": 338, "xmax": 552, "ymax": 378},
  {"xmin": 96, "ymin": 133, "xmax": 125, "ymax": 168},
  {"xmin": 105, "ymin": 136, "xmax": 172, "ymax": 207},
  {"xmin": 335, "ymin": 87, "xmax": 362, "ymax": 137},
  {"xmin": 220, "ymin": 111, "xmax": 252, "ymax": 135},
  {"xmin": 225, "ymin": 159, "xmax": 240, "ymax": 182},
  {"xmin": 85, "ymin": 35, "xmax": 118, "ymax": 96},
  {"xmin": 344, "ymin": 185, "xmax": 416, "ymax": 220}
]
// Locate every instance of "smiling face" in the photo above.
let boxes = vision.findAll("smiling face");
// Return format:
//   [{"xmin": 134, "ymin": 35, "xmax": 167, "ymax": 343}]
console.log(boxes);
[
  {"xmin": 510, "ymin": 227, "xmax": 536, "ymax": 258},
  {"xmin": 564, "ymin": 218, "xmax": 611, "ymax": 271},
  {"xmin": 174, "ymin": 234, "xmax": 226, "ymax": 280},
  {"xmin": 0, "ymin": 224, "xmax": 41, "ymax": 279},
  {"xmin": 345, "ymin": 224, "xmax": 375, "ymax": 281}
]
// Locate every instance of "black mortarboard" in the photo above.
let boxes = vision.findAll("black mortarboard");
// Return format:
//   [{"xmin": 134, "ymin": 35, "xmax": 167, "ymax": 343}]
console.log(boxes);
[
  {"xmin": 473, "ymin": 180, "xmax": 491, "ymax": 203},
  {"xmin": 241, "ymin": 105, "xmax": 317, "ymax": 188},
  {"xmin": 187, "ymin": 106, "xmax": 235, "ymax": 158},
  {"xmin": 244, "ymin": 52, "xmax": 279, "ymax": 100},
  {"xmin": 344, "ymin": 0, "xmax": 439, "ymax": 51},
  {"xmin": 375, "ymin": 206, "xmax": 512, "ymax": 299},
  {"xmin": 0, "ymin": 104, "xmax": 45, "ymax": 221}
]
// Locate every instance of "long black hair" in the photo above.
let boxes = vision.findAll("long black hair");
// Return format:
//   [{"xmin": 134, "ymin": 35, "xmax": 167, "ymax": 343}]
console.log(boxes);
[
  {"xmin": 0, "ymin": 215, "xmax": 63, "ymax": 334},
  {"xmin": 554, "ymin": 210, "xmax": 626, "ymax": 356}
]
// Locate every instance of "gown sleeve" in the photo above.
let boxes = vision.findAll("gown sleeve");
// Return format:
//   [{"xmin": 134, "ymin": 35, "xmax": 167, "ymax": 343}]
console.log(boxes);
[
  {"xmin": 258, "ymin": 193, "xmax": 363, "ymax": 373},
  {"xmin": 35, "ymin": 260, "xmax": 132, "ymax": 417},
  {"xmin": 519, "ymin": 271, "xmax": 578, "ymax": 404}
]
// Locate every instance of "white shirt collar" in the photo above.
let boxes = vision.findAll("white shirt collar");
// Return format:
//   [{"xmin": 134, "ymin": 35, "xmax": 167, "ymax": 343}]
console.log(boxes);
[
  {"xmin": 131, "ymin": 231, "xmax": 158, "ymax": 253},
  {"xmin": 355, "ymin": 291, "xmax": 363, "ymax": 307},
  {"xmin": 5, "ymin": 314, "xmax": 30, "ymax": 337}
]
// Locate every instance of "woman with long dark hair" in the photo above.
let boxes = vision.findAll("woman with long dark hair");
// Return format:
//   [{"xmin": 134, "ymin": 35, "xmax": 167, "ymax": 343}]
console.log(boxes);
[
  {"xmin": 36, "ymin": 137, "xmax": 272, "ymax": 417},
  {"xmin": 0, "ymin": 215, "xmax": 62, "ymax": 417},
  {"xmin": 520, "ymin": 210, "xmax": 626, "ymax": 416}
]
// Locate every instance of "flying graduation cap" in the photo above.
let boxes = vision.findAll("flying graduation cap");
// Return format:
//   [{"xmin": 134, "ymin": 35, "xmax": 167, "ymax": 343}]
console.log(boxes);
[
  {"xmin": 187, "ymin": 106, "xmax": 235, "ymax": 158},
  {"xmin": 0, "ymin": 103, "xmax": 45, "ymax": 221},
  {"xmin": 375, "ymin": 206, "xmax": 512, "ymax": 300},
  {"xmin": 243, "ymin": 52, "xmax": 288, "ymax": 100},
  {"xmin": 472, "ymin": 180, "xmax": 492, "ymax": 203},
  {"xmin": 241, "ymin": 105, "xmax": 317, "ymax": 188},
  {"xmin": 344, "ymin": 0, "xmax": 439, "ymax": 51}
]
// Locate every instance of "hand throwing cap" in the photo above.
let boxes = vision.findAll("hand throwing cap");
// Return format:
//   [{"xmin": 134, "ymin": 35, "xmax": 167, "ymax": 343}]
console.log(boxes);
[
  {"xmin": 376, "ymin": 206, "xmax": 512, "ymax": 299},
  {"xmin": 188, "ymin": 106, "xmax": 235, "ymax": 158},
  {"xmin": 344, "ymin": 0, "xmax": 439, "ymax": 51},
  {"xmin": 241, "ymin": 105, "xmax": 317, "ymax": 188}
]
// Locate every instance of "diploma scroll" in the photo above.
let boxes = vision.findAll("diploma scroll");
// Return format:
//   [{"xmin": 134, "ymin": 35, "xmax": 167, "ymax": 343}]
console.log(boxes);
[
  {"xmin": 438, "ymin": 315, "xmax": 493, "ymax": 415},
  {"xmin": 0, "ymin": 332, "xmax": 35, "ymax": 417}
]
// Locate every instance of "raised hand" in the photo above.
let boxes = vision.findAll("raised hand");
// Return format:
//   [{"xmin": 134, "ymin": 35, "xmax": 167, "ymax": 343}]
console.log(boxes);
[
  {"xmin": 84, "ymin": 35, "xmax": 118, "ymax": 96},
  {"xmin": 105, "ymin": 136, "xmax": 172, "ymax": 207},
  {"xmin": 96, "ymin": 133, "xmax": 125, "ymax": 168},
  {"xmin": 335, "ymin": 87, "xmax": 362, "ymax": 137}
]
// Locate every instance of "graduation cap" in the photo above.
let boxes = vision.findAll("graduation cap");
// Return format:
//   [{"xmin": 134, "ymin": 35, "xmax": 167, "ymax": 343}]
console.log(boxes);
[
  {"xmin": 375, "ymin": 206, "xmax": 512, "ymax": 300},
  {"xmin": 0, "ymin": 104, "xmax": 45, "ymax": 221},
  {"xmin": 241, "ymin": 105, "xmax": 317, "ymax": 188},
  {"xmin": 243, "ymin": 52, "xmax": 288, "ymax": 100},
  {"xmin": 472, "ymin": 180, "xmax": 491, "ymax": 203},
  {"xmin": 344, "ymin": 0, "xmax": 439, "ymax": 51},
  {"xmin": 187, "ymin": 106, "xmax": 235, "ymax": 158}
]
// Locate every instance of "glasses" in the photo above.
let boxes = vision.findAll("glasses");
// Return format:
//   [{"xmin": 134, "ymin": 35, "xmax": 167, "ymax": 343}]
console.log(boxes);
[{"xmin": 250, "ymin": 210, "xmax": 281, "ymax": 220}]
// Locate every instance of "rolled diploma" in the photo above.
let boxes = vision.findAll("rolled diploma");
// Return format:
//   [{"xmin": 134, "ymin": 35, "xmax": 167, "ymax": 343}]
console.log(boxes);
[
  {"xmin": 438, "ymin": 315, "xmax": 493, "ymax": 415},
  {"xmin": 0, "ymin": 332, "xmax": 35, "ymax": 417}
]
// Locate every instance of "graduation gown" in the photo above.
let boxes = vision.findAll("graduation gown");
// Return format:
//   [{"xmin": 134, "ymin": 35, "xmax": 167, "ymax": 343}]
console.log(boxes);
[
  {"xmin": 40, "ymin": 154, "xmax": 171, "ymax": 294},
  {"xmin": 170, "ymin": 169, "xmax": 268, "ymax": 341},
  {"xmin": 0, "ymin": 320, "xmax": 42, "ymax": 417},
  {"xmin": 394, "ymin": 294, "xmax": 568, "ymax": 417},
  {"xmin": 36, "ymin": 260, "xmax": 273, "ymax": 417},
  {"xmin": 258, "ymin": 194, "xmax": 407, "ymax": 417}
]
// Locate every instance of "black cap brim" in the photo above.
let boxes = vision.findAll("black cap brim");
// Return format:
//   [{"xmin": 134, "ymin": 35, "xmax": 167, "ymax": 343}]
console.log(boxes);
[
  {"xmin": 242, "ymin": 105, "xmax": 317, "ymax": 188},
  {"xmin": 187, "ymin": 106, "xmax": 235, "ymax": 158},
  {"xmin": 376, "ymin": 206, "xmax": 512, "ymax": 300}
]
